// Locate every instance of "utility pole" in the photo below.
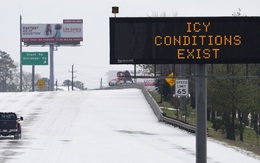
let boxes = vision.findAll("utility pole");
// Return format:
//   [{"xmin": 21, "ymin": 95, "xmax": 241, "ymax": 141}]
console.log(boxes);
[
  {"xmin": 55, "ymin": 80, "xmax": 58, "ymax": 91},
  {"xmin": 69, "ymin": 64, "xmax": 76, "ymax": 91},
  {"xmin": 100, "ymin": 78, "xmax": 103, "ymax": 89},
  {"xmin": 67, "ymin": 80, "xmax": 70, "ymax": 91}
]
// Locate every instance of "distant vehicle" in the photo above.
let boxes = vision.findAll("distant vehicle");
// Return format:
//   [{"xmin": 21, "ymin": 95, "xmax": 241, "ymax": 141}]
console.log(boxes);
[{"xmin": 0, "ymin": 112, "xmax": 23, "ymax": 139}]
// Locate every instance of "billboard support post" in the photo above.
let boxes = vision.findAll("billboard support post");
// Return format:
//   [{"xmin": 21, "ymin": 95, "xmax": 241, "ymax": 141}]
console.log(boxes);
[
  {"xmin": 50, "ymin": 44, "xmax": 54, "ymax": 91},
  {"xmin": 195, "ymin": 64, "xmax": 207, "ymax": 163},
  {"xmin": 20, "ymin": 15, "xmax": 23, "ymax": 92}
]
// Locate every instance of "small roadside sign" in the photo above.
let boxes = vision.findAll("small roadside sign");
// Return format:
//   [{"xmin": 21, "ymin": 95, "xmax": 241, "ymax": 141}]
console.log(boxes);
[
  {"xmin": 175, "ymin": 79, "xmax": 189, "ymax": 96},
  {"xmin": 165, "ymin": 72, "xmax": 175, "ymax": 87},
  {"xmin": 37, "ymin": 79, "xmax": 45, "ymax": 89},
  {"xmin": 22, "ymin": 52, "xmax": 48, "ymax": 65}
]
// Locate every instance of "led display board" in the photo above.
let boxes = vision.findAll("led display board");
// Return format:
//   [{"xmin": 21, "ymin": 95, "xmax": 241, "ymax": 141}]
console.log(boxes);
[
  {"xmin": 22, "ymin": 19, "xmax": 83, "ymax": 45},
  {"xmin": 110, "ymin": 17, "xmax": 260, "ymax": 64}
]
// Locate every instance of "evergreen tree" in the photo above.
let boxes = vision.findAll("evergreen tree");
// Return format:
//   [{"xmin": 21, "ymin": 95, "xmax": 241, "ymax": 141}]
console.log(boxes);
[
  {"xmin": 0, "ymin": 50, "xmax": 17, "ymax": 92},
  {"xmin": 208, "ymin": 64, "xmax": 258, "ymax": 141}
]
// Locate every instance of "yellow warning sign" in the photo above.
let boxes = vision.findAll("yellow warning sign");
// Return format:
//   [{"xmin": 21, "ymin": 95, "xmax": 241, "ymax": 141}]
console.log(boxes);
[
  {"xmin": 165, "ymin": 72, "xmax": 175, "ymax": 87},
  {"xmin": 37, "ymin": 79, "xmax": 45, "ymax": 89}
]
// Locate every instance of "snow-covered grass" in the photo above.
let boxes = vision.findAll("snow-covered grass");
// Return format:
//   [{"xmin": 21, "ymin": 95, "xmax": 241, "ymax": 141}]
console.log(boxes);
[{"xmin": 0, "ymin": 89, "xmax": 259, "ymax": 163}]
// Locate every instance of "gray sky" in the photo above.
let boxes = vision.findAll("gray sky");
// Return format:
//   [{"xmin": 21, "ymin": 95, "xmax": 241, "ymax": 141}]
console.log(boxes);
[{"xmin": 1, "ymin": 0, "xmax": 260, "ymax": 89}]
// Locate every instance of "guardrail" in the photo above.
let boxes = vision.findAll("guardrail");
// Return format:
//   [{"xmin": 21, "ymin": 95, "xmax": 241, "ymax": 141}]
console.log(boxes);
[
  {"xmin": 101, "ymin": 84, "xmax": 196, "ymax": 133},
  {"xmin": 161, "ymin": 115, "xmax": 196, "ymax": 133}
]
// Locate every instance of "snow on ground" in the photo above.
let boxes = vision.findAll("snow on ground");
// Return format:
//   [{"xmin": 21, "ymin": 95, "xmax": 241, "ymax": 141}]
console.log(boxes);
[{"xmin": 0, "ymin": 89, "xmax": 259, "ymax": 163}]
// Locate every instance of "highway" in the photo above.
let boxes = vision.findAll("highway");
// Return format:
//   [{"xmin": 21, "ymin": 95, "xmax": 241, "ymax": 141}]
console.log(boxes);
[{"xmin": 0, "ymin": 89, "xmax": 259, "ymax": 163}]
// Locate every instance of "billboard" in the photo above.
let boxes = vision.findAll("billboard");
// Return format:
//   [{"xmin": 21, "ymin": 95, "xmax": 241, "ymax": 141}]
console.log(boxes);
[
  {"xmin": 22, "ymin": 19, "xmax": 83, "ymax": 45},
  {"xmin": 110, "ymin": 17, "xmax": 260, "ymax": 64}
]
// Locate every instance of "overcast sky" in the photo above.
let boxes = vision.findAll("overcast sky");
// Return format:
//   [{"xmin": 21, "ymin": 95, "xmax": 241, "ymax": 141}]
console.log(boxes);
[{"xmin": 1, "ymin": 0, "xmax": 260, "ymax": 89}]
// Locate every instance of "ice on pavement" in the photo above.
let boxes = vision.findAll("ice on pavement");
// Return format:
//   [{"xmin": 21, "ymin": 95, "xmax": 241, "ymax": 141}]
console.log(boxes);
[{"xmin": 0, "ymin": 88, "xmax": 259, "ymax": 163}]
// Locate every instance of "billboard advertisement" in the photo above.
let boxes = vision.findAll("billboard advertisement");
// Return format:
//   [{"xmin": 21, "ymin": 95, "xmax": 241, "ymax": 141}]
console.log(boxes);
[
  {"xmin": 110, "ymin": 17, "xmax": 260, "ymax": 64},
  {"xmin": 107, "ymin": 70, "xmax": 156, "ymax": 90},
  {"xmin": 22, "ymin": 19, "xmax": 83, "ymax": 45}
]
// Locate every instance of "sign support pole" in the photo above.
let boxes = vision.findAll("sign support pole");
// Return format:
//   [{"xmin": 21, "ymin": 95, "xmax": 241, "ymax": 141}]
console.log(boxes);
[
  {"xmin": 50, "ymin": 44, "xmax": 54, "ymax": 91},
  {"xmin": 32, "ymin": 65, "xmax": 35, "ymax": 92},
  {"xmin": 179, "ymin": 64, "xmax": 185, "ymax": 109},
  {"xmin": 195, "ymin": 64, "xmax": 207, "ymax": 163}
]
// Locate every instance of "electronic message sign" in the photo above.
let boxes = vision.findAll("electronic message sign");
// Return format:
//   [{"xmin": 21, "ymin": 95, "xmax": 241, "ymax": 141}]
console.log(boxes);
[{"xmin": 110, "ymin": 17, "xmax": 260, "ymax": 64}]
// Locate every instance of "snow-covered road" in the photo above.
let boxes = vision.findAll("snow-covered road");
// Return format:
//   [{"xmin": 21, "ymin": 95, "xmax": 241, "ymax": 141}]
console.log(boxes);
[{"xmin": 0, "ymin": 89, "xmax": 259, "ymax": 163}]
